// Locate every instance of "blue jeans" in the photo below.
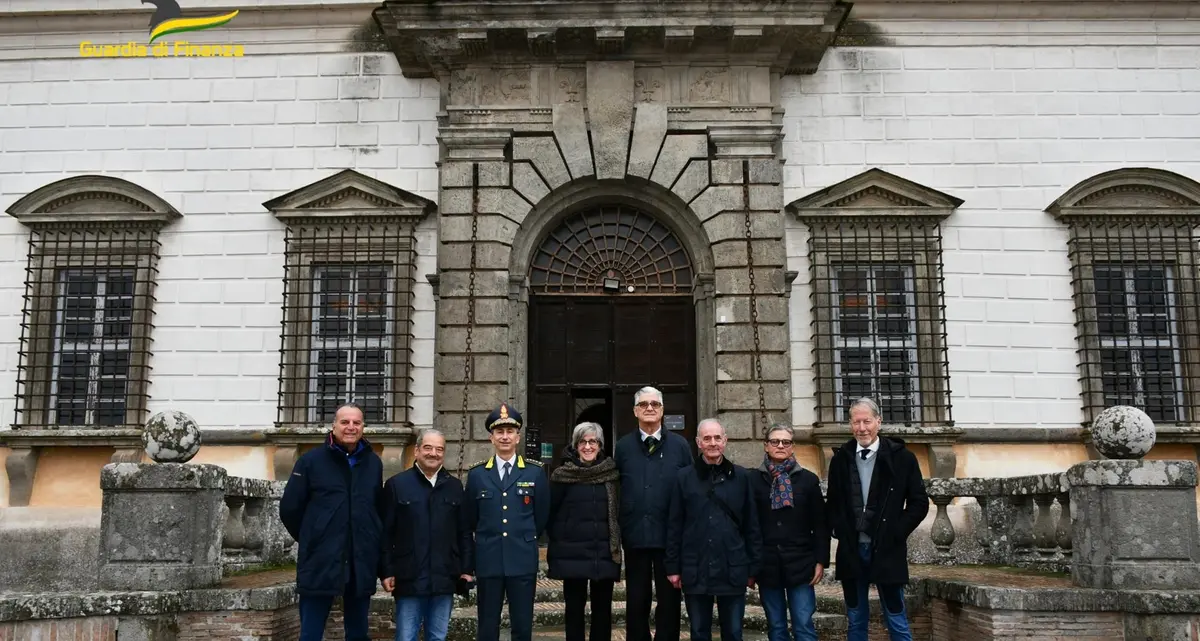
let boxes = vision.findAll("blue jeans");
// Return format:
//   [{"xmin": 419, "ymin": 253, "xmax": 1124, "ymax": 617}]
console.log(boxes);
[
  {"xmin": 684, "ymin": 593, "xmax": 746, "ymax": 641},
  {"xmin": 298, "ymin": 591, "xmax": 372, "ymax": 641},
  {"xmin": 395, "ymin": 595, "xmax": 453, "ymax": 641},
  {"xmin": 760, "ymin": 584, "xmax": 818, "ymax": 641},
  {"xmin": 845, "ymin": 542, "xmax": 912, "ymax": 641}
]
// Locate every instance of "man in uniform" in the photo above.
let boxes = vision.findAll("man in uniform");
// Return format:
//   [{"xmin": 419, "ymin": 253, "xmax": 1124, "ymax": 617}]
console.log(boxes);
[{"xmin": 462, "ymin": 403, "xmax": 550, "ymax": 641}]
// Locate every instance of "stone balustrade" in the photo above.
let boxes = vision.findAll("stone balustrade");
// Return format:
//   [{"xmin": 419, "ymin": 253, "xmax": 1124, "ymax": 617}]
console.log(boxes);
[
  {"xmin": 923, "ymin": 473, "xmax": 1072, "ymax": 572},
  {"xmin": 221, "ymin": 476, "xmax": 295, "ymax": 574}
]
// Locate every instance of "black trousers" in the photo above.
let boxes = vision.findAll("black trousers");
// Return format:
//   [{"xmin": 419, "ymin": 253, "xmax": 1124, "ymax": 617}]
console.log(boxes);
[
  {"xmin": 564, "ymin": 578, "xmax": 614, "ymax": 641},
  {"xmin": 476, "ymin": 574, "xmax": 536, "ymax": 641},
  {"xmin": 624, "ymin": 548, "xmax": 682, "ymax": 641}
]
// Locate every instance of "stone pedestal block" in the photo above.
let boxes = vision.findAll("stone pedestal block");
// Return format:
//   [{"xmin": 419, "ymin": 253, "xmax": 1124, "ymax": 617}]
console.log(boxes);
[
  {"xmin": 98, "ymin": 463, "xmax": 227, "ymax": 591},
  {"xmin": 1067, "ymin": 459, "xmax": 1200, "ymax": 590}
]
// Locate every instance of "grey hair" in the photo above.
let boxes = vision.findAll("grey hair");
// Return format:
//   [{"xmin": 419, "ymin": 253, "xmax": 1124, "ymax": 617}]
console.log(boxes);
[
  {"xmin": 571, "ymin": 422, "xmax": 604, "ymax": 449},
  {"xmin": 416, "ymin": 428, "xmax": 445, "ymax": 447},
  {"xmin": 765, "ymin": 423, "xmax": 794, "ymax": 441},
  {"xmin": 848, "ymin": 397, "xmax": 881, "ymax": 419},
  {"xmin": 696, "ymin": 417, "xmax": 725, "ymax": 436},
  {"xmin": 634, "ymin": 386, "xmax": 663, "ymax": 406}
]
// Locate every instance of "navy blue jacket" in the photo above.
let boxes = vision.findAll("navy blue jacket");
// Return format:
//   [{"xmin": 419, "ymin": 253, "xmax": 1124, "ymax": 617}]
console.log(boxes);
[
  {"xmin": 547, "ymin": 449, "xmax": 621, "ymax": 582},
  {"xmin": 279, "ymin": 435, "xmax": 385, "ymax": 597},
  {"xmin": 381, "ymin": 465, "xmax": 470, "ymax": 597},
  {"xmin": 463, "ymin": 455, "xmax": 550, "ymax": 578},
  {"xmin": 614, "ymin": 428, "xmax": 693, "ymax": 549},
  {"xmin": 665, "ymin": 457, "xmax": 762, "ymax": 596}
]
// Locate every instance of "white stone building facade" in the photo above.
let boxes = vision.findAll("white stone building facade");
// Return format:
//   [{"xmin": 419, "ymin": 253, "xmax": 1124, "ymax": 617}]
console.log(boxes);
[{"xmin": 1, "ymin": 0, "xmax": 1198, "ymax": 509}]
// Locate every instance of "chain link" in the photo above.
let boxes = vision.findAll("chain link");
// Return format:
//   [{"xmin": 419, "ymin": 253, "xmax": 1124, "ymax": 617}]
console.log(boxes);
[
  {"xmin": 457, "ymin": 165, "xmax": 480, "ymax": 477},
  {"xmin": 742, "ymin": 160, "xmax": 768, "ymax": 436}
]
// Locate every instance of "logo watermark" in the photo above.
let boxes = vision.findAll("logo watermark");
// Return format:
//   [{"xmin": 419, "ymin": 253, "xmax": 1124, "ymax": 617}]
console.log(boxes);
[{"xmin": 79, "ymin": 0, "xmax": 244, "ymax": 58}]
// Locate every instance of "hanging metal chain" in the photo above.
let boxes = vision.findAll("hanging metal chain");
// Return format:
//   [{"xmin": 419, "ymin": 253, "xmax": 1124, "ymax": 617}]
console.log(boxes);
[
  {"xmin": 742, "ymin": 159, "xmax": 768, "ymax": 436},
  {"xmin": 457, "ymin": 164, "xmax": 480, "ymax": 477}
]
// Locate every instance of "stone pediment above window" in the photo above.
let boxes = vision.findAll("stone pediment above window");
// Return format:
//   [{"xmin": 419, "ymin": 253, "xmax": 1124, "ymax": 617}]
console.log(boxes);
[
  {"xmin": 1046, "ymin": 168, "xmax": 1200, "ymax": 220},
  {"xmin": 786, "ymin": 168, "xmax": 964, "ymax": 221},
  {"xmin": 5, "ymin": 175, "xmax": 180, "ymax": 227},
  {"xmin": 262, "ymin": 169, "xmax": 436, "ymax": 223}
]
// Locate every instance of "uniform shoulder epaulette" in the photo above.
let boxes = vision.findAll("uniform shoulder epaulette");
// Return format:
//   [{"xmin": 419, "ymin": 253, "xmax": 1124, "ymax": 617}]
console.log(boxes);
[{"xmin": 469, "ymin": 459, "xmax": 489, "ymax": 469}]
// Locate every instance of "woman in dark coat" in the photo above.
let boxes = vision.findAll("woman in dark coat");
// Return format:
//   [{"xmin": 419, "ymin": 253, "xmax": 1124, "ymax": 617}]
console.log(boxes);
[
  {"xmin": 547, "ymin": 422, "xmax": 622, "ymax": 641},
  {"xmin": 750, "ymin": 425, "xmax": 829, "ymax": 641}
]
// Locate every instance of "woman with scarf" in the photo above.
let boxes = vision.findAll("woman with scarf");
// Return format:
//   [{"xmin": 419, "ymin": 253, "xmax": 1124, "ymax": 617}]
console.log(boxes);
[
  {"xmin": 547, "ymin": 422, "xmax": 622, "ymax": 641},
  {"xmin": 749, "ymin": 424, "xmax": 830, "ymax": 641}
]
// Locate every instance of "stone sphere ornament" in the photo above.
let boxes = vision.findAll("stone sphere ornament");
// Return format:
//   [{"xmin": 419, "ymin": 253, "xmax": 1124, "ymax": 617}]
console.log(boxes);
[
  {"xmin": 142, "ymin": 410, "xmax": 202, "ymax": 463},
  {"xmin": 1091, "ymin": 405, "xmax": 1156, "ymax": 460}
]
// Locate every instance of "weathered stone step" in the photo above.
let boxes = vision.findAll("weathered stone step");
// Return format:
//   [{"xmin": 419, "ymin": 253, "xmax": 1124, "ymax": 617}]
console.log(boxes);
[{"xmin": 441, "ymin": 601, "xmax": 847, "ymax": 641}]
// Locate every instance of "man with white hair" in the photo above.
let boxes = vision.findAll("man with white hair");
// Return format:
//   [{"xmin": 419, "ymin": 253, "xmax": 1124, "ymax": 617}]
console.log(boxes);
[{"xmin": 614, "ymin": 386, "xmax": 694, "ymax": 641}]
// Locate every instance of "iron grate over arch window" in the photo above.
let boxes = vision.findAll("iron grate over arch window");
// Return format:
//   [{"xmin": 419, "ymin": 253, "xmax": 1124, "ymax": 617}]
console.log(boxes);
[{"xmin": 529, "ymin": 206, "xmax": 693, "ymax": 294}]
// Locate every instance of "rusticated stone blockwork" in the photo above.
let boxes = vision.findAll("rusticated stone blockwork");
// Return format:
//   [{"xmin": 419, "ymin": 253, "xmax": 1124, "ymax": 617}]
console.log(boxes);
[
  {"xmin": 430, "ymin": 68, "xmax": 793, "ymax": 465},
  {"xmin": 374, "ymin": 0, "xmax": 854, "ymax": 467},
  {"xmin": 176, "ymin": 610, "xmax": 299, "ymax": 640}
]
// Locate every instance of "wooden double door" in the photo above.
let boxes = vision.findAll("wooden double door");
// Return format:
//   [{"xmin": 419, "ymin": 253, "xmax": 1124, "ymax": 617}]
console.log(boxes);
[{"xmin": 526, "ymin": 296, "xmax": 697, "ymax": 466}]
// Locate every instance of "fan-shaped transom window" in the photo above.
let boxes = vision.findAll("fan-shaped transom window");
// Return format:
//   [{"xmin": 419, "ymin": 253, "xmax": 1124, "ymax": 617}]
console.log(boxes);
[{"xmin": 529, "ymin": 206, "xmax": 693, "ymax": 295}]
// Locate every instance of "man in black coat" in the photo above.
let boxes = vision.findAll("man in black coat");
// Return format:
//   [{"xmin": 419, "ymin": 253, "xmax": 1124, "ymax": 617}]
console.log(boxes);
[
  {"xmin": 825, "ymin": 398, "xmax": 929, "ymax": 641},
  {"xmin": 381, "ymin": 428, "xmax": 470, "ymax": 641},
  {"xmin": 280, "ymin": 403, "xmax": 385, "ymax": 641},
  {"xmin": 749, "ymin": 424, "xmax": 829, "ymax": 641},
  {"xmin": 614, "ymin": 386, "xmax": 694, "ymax": 641},
  {"xmin": 665, "ymin": 418, "xmax": 762, "ymax": 641}
]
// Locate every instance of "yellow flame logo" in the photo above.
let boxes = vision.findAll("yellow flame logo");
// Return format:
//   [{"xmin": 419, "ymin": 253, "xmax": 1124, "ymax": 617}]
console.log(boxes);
[{"xmin": 143, "ymin": 1, "xmax": 238, "ymax": 44}]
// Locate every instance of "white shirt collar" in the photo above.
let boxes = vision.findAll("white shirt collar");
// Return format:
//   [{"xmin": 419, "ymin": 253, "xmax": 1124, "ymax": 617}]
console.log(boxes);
[
  {"xmin": 856, "ymin": 438, "xmax": 881, "ymax": 458},
  {"xmin": 640, "ymin": 426, "xmax": 662, "ymax": 441},
  {"xmin": 496, "ymin": 453, "xmax": 518, "ymax": 469},
  {"xmin": 420, "ymin": 466, "xmax": 441, "ymax": 485}
]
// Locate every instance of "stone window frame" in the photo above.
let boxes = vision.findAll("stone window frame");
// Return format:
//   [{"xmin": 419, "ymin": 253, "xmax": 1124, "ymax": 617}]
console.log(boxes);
[
  {"xmin": 1047, "ymin": 168, "xmax": 1200, "ymax": 427},
  {"xmin": 263, "ymin": 169, "xmax": 436, "ymax": 429},
  {"xmin": 5, "ymin": 175, "xmax": 180, "ymax": 430},
  {"xmin": 787, "ymin": 168, "xmax": 962, "ymax": 428}
]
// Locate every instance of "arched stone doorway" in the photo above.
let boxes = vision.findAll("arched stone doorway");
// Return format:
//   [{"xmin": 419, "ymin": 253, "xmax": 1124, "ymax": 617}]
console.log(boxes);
[{"xmin": 524, "ymin": 204, "xmax": 699, "ymax": 464}]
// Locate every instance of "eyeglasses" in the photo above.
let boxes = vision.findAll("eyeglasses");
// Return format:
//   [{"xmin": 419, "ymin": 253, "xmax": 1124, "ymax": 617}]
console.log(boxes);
[
  {"xmin": 578, "ymin": 438, "xmax": 601, "ymax": 447},
  {"xmin": 636, "ymin": 401, "xmax": 663, "ymax": 409},
  {"xmin": 766, "ymin": 439, "xmax": 792, "ymax": 447}
]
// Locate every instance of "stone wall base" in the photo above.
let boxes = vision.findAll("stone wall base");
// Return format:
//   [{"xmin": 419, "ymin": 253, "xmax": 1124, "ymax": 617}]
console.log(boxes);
[{"xmin": 930, "ymin": 599, "xmax": 1125, "ymax": 640}]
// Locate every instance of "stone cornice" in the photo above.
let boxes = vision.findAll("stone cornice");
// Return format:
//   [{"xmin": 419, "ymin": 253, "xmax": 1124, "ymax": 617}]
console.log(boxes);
[
  {"xmin": 263, "ymin": 168, "xmax": 435, "ymax": 224},
  {"xmin": 372, "ymin": 0, "xmax": 851, "ymax": 78},
  {"xmin": 849, "ymin": 1, "xmax": 1200, "ymax": 21},
  {"xmin": 6, "ymin": 175, "xmax": 181, "ymax": 228}
]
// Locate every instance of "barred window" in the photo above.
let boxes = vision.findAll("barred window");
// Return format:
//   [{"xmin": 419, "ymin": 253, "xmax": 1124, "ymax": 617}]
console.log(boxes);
[
  {"xmin": 834, "ymin": 264, "xmax": 920, "ymax": 422},
  {"xmin": 264, "ymin": 169, "xmax": 434, "ymax": 428},
  {"xmin": 788, "ymin": 169, "xmax": 961, "ymax": 427},
  {"xmin": 1050, "ymin": 169, "xmax": 1200, "ymax": 426},
  {"xmin": 5, "ymin": 176, "xmax": 178, "ymax": 430},
  {"xmin": 309, "ymin": 265, "xmax": 393, "ymax": 423}
]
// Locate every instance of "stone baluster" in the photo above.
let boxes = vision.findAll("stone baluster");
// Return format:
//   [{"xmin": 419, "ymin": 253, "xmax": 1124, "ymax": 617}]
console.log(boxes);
[
  {"xmin": 929, "ymin": 495, "xmax": 956, "ymax": 562},
  {"xmin": 223, "ymin": 496, "xmax": 246, "ymax": 551},
  {"xmin": 1010, "ymin": 494, "xmax": 1036, "ymax": 561},
  {"xmin": 1055, "ymin": 491, "xmax": 1072, "ymax": 561},
  {"xmin": 1033, "ymin": 493, "xmax": 1058, "ymax": 557},
  {"xmin": 243, "ymin": 498, "xmax": 265, "ymax": 553}
]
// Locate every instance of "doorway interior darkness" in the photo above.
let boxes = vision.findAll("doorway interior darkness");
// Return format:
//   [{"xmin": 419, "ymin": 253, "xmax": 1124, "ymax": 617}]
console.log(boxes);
[{"xmin": 524, "ymin": 205, "xmax": 698, "ymax": 467}]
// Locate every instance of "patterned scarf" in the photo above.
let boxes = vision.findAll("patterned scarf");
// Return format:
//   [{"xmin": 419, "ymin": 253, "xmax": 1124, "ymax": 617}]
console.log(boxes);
[{"xmin": 766, "ymin": 456, "xmax": 797, "ymax": 510}]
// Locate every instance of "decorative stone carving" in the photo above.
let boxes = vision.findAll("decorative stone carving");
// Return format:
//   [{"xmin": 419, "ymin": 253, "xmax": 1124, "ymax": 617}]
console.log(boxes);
[
  {"xmin": 556, "ymin": 69, "xmax": 585, "ymax": 104},
  {"xmin": 6, "ymin": 175, "xmax": 180, "ymax": 226},
  {"xmin": 142, "ymin": 410, "xmax": 202, "ymax": 463},
  {"xmin": 635, "ymin": 67, "xmax": 665, "ymax": 103},
  {"xmin": 689, "ymin": 68, "xmax": 731, "ymax": 102},
  {"xmin": 1091, "ymin": 405, "xmax": 1156, "ymax": 460},
  {"xmin": 1046, "ymin": 167, "xmax": 1200, "ymax": 218},
  {"xmin": 481, "ymin": 69, "xmax": 531, "ymax": 105}
]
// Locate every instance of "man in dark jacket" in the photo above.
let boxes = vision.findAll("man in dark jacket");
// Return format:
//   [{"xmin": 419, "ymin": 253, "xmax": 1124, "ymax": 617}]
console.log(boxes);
[
  {"xmin": 381, "ymin": 428, "xmax": 469, "ymax": 641},
  {"xmin": 614, "ymin": 386, "xmax": 694, "ymax": 641},
  {"xmin": 280, "ymin": 403, "xmax": 385, "ymax": 641},
  {"xmin": 750, "ymin": 424, "xmax": 829, "ymax": 641},
  {"xmin": 826, "ymin": 398, "xmax": 929, "ymax": 641},
  {"xmin": 665, "ymin": 419, "xmax": 762, "ymax": 641}
]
